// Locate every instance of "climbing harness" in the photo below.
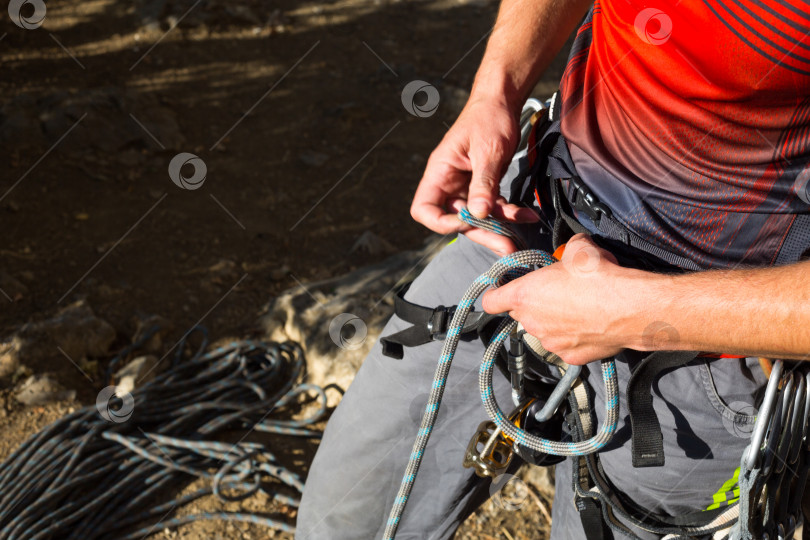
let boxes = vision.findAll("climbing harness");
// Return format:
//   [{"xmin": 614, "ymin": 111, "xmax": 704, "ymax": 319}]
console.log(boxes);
[
  {"xmin": 382, "ymin": 209, "xmax": 621, "ymax": 540},
  {"xmin": 0, "ymin": 327, "xmax": 326, "ymax": 539},
  {"xmin": 381, "ymin": 93, "xmax": 810, "ymax": 539}
]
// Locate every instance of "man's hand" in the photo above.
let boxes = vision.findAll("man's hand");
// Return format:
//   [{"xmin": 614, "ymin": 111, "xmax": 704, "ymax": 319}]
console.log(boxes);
[
  {"xmin": 482, "ymin": 234, "xmax": 635, "ymax": 365},
  {"xmin": 407, "ymin": 0, "xmax": 592, "ymax": 255},
  {"xmin": 410, "ymin": 96, "xmax": 539, "ymax": 256},
  {"xmin": 483, "ymin": 233, "xmax": 810, "ymax": 363}
]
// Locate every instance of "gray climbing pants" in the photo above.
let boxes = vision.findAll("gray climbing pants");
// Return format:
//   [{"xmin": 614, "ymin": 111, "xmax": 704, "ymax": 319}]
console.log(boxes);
[{"xmin": 295, "ymin": 234, "xmax": 766, "ymax": 540}]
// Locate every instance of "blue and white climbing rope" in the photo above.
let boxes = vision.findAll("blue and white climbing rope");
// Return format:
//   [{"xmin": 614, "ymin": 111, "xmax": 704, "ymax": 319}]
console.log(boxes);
[{"xmin": 382, "ymin": 210, "xmax": 620, "ymax": 539}]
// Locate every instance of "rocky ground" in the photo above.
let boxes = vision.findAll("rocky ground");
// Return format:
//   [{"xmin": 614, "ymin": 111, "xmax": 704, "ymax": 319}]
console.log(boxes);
[{"xmin": 0, "ymin": 0, "xmax": 573, "ymax": 537}]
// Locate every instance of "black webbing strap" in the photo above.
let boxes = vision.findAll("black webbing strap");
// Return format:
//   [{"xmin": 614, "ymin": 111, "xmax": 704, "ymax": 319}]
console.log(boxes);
[
  {"xmin": 538, "ymin": 122, "xmax": 705, "ymax": 271},
  {"xmin": 548, "ymin": 170, "xmax": 596, "ymax": 249},
  {"xmin": 549, "ymin": 175, "xmax": 703, "ymax": 272},
  {"xmin": 626, "ymin": 351, "xmax": 701, "ymax": 468},
  {"xmin": 379, "ymin": 284, "xmax": 498, "ymax": 359},
  {"xmin": 594, "ymin": 213, "xmax": 703, "ymax": 272},
  {"xmin": 578, "ymin": 495, "xmax": 614, "ymax": 540}
]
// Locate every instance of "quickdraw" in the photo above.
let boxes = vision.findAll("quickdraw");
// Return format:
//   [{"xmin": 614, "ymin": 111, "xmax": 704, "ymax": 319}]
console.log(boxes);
[{"xmin": 731, "ymin": 360, "xmax": 810, "ymax": 540}]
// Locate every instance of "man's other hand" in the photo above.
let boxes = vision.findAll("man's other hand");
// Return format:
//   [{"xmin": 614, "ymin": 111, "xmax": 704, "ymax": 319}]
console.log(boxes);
[{"xmin": 410, "ymin": 96, "xmax": 539, "ymax": 256}]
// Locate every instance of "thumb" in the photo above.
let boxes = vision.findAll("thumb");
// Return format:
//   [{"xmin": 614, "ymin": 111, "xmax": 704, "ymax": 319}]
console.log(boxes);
[
  {"xmin": 468, "ymin": 139, "xmax": 511, "ymax": 218},
  {"xmin": 481, "ymin": 279, "xmax": 518, "ymax": 315}
]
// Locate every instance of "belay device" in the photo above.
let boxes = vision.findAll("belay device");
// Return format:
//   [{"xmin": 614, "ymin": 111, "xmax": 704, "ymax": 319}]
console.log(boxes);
[{"xmin": 462, "ymin": 326, "xmax": 582, "ymax": 479}]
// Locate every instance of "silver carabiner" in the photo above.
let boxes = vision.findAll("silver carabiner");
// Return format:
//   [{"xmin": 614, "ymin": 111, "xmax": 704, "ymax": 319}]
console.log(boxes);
[
  {"xmin": 763, "ymin": 371, "xmax": 791, "ymax": 476},
  {"xmin": 746, "ymin": 359, "xmax": 784, "ymax": 470},
  {"xmin": 533, "ymin": 364, "xmax": 582, "ymax": 422},
  {"xmin": 786, "ymin": 373, "xmax": 806, "ymax": 466},
  {"xmin": 771, "ymin": 372, "xmax": 795, "ymax": 475}
]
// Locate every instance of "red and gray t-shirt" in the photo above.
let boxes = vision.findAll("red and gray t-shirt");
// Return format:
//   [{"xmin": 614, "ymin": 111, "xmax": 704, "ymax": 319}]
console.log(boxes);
[{"xmin": 559, "ymin": 0, "xmax": 810, "ymax": 269}]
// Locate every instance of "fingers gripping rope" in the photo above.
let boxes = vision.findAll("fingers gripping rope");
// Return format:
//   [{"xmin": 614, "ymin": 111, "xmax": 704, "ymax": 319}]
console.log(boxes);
[
  {"xmin": 456, "ymin": 207, "xmax": 529, "ymax": 251},
  {"xmin": 382, "ymin": 213, "xmax": 619, "ymax": 540}
]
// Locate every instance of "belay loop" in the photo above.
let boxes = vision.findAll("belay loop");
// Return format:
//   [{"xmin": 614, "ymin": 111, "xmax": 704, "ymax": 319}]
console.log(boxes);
[{"xmin": 382, "ymin": 212, "xmax": 620, "ymax": 539}]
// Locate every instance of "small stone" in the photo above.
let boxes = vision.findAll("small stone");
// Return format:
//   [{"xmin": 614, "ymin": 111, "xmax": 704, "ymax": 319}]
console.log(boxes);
[
  {"xmin": 208, "ymin": 259, "xmax": 239, "ymax": 286},
  {"xmin": 131, "ymin": 314, "xmax": 172, "ymax": 353},
  {"xmin": 12, "ymin": 364, "xmax": 32, "ymax": 385},
  {"xmin": 114, "ymin": 355, "xmax": 160, "ymax": 395},
  {"xmin": 80, "ymin": 358, "xmax": 98, "ymax": 377},
  {"xmin": 24, "ymin": 300, "xmax": 115, "ymax": 359},
  {"xmin": 15, "ymin": 374, "xmax": 76, "ymax": 406},
  {"xmin": 0, "ymin": 338, "xmax": 22, "ymax": 379}
]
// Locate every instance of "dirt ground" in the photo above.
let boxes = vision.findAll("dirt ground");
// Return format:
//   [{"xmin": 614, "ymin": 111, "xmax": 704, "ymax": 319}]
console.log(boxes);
[{"xmin": 0, "ymin": 0, "xmax": 572, "ymax": 537}]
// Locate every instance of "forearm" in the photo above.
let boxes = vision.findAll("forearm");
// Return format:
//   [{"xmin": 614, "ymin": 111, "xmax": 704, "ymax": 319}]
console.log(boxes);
[
  {"xmin": 624, "ymin": 261, "xmax": 810, "ymax": 360},
  {"xmin": 471, "ymin": 0, "xmax": 592, "ymax": 110}
]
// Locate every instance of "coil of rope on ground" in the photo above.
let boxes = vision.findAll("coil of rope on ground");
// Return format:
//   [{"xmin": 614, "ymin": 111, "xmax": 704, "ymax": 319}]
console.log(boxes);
[{"xmin": 0, "ymin": 327, "xmax": 326, "ymax": 540}]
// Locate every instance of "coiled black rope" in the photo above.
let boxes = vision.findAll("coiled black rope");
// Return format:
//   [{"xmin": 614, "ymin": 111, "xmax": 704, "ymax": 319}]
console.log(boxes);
[{"xmin": 0, "ymin": 327, "xmax": 325, "ymax": 539}]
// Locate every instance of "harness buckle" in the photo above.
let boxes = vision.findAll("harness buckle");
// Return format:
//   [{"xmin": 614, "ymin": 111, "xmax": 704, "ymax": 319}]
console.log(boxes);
[
  {"xmin": 568, "ymin": 175, "xmax": 612, "ymax": 223},
  {"xmin": 427, "ymin": 305, "xmax": 453, "ymax": 341}
]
